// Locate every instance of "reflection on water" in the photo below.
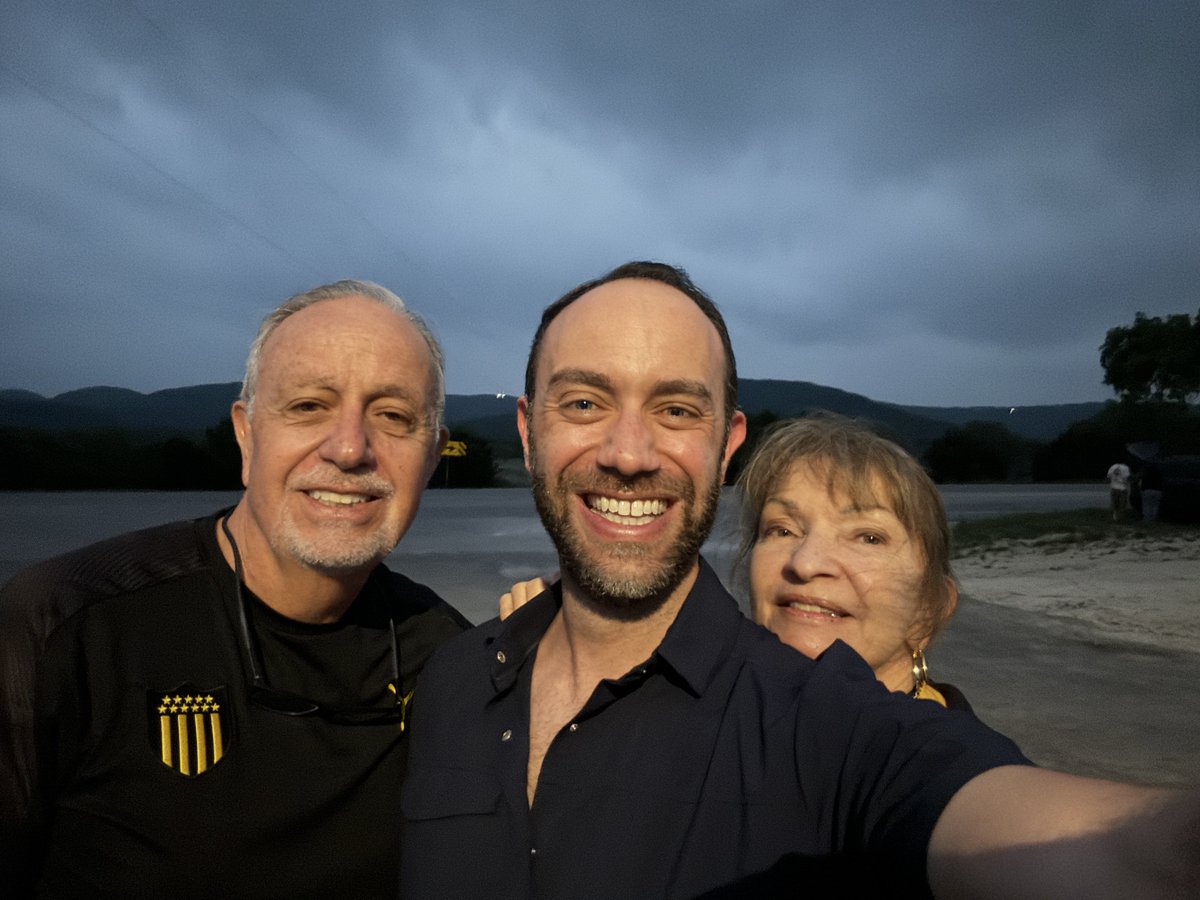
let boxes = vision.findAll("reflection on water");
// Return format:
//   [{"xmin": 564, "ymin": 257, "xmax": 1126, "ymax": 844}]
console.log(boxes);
[{"xmin": 0, "ymin": 484, "xmax": 1107, "ymax": 623}]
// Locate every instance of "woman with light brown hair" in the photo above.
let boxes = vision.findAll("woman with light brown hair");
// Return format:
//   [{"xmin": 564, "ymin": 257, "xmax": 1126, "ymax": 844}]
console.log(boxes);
[{"xmin": 734, "ymin": 415, "xmax": 968, "ymax": 707}]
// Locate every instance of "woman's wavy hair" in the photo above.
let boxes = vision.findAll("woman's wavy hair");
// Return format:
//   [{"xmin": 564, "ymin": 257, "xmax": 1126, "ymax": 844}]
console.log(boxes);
[{"xmin": 734, "ymin": 415, "xmax": 957, "ymax": 643}]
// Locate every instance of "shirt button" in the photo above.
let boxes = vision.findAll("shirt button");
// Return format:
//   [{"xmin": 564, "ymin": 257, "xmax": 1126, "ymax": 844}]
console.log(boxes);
[
  {"xmin": 568, "ymin": 723, "xmax": 578, "ymax": 732},
  {"xmin": 530, "ymin": 848, "xmax": 537, "ymax": 857},
  {"xmin": 501, "ymin": 729, "xmax": 513, "ymax": 742},
  {"xmin": 496, "ymin": 650, "xmax": 507, "ymax": 664}
]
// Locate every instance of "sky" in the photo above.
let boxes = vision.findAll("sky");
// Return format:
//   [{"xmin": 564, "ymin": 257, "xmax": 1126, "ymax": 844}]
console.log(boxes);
[{"xmin": 1, "ymin": 1, "xmax": 1197, "ymax": 407}]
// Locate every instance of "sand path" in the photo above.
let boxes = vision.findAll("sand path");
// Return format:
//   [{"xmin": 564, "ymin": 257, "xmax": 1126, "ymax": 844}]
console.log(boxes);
[{"xmin": 936, "ymin": 534, "xmax": 1200, "ymax": 786}]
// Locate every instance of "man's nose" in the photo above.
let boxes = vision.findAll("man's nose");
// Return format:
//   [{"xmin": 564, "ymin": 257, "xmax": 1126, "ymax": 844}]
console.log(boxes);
[
  {"xmin": 595, "ymin": 408, "xmax": 661, "ymax": 476},
  {"xmin": 318, "ymin": 409, "xmax": 375, "ymax": 470}
]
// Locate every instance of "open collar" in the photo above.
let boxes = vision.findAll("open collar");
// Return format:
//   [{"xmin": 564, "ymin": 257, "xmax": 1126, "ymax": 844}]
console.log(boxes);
[{"xmin": 486, "ymin": 558, "xmax": 744, "ymax": 698}]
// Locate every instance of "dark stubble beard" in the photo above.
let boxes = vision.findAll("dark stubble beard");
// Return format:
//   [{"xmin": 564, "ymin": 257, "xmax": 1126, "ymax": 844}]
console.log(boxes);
[{"xmin": 527, "ymin": 433, "xmax": 724, "ymax": 621}]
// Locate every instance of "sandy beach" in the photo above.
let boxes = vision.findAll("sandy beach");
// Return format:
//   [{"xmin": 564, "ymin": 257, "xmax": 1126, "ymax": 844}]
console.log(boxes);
[{"xmin": 936, "ymin": 533, "xmax": 1200, "ymax": 786}]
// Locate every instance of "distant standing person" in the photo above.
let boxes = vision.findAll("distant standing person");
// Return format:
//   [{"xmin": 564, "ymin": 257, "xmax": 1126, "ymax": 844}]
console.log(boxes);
[
  {"xmin": 1107, "ymin": 460, "xmax": 1131, "ymax": 520},
  {"xmin": 1140, "ymin": 461, "xmax": 1165, "ymax": 522}
]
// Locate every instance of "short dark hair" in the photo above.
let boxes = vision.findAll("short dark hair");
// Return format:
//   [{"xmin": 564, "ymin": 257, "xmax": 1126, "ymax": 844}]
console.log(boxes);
[{"xmin": 523, "ymin": 261, "xmax": 738, "ymax": 421}]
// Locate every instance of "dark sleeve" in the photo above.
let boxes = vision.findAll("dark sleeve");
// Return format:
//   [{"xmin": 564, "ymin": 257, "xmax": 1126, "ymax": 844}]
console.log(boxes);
[
  {"xmin": 0, "ymin": 564, "xmax": 62, "ymax": 894},
  {"xmin": 0, "ymin": 523, "xmax": 197, "ymax": 894},
  {"xmin": 798, "ymin": 642, "xmax": 1029, "ymax": 891}
]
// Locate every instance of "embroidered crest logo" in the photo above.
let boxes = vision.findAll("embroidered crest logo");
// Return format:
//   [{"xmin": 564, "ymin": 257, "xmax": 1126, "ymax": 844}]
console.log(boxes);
[{"xmin": 148, "ymin": 685, "xmax": 230, "ymax": 776}]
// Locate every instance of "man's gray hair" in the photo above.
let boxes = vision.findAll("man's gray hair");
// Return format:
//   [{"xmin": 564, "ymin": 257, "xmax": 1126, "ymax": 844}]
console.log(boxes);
[{"xmin": 240, "ymin": 279, "xmax": 446, "ymax": 430}]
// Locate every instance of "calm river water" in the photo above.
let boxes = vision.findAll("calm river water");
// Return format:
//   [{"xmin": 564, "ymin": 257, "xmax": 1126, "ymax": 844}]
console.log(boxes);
[{"xmin": 1, "ymin": 485, "xmax": 1106, "ymax": 623}]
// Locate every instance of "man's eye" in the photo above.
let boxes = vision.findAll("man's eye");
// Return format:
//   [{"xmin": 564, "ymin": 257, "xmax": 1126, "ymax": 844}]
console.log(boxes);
[
  {"xmin": 375, "ymin": 408, "xmax": 423, "ymax": 434},
  {"xmin": 290, "ymin": 401, "xmax": 323, "ymax": 413},
  {"xmin": 557, "ymin": 395, "xmax": 606, "ymax": 419},
  {"xmin": 559, "ymin": 397, "xmax": 598, "ymax": 414}
]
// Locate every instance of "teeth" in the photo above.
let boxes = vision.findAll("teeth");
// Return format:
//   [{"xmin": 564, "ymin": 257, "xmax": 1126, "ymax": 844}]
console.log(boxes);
[
  {"xmin": 786, "ymin": 602, "xmax": 845, "ymax": 618},
  {"xmin": 308, "ymin": 490, "xmax": 368, "ymax": 506},
  {"xmin": 589, "ymin": 495, "xmax": 666, "ymax": 525}
]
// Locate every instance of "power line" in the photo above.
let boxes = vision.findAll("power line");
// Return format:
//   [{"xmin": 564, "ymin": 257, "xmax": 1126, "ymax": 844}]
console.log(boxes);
[
  {"xmin": 127, "ymin": 0, "xmax": 468, "ymax": 307},
  {"xmin": 0, "ymin": 59, "xmax": 325, "ymax": 281}
]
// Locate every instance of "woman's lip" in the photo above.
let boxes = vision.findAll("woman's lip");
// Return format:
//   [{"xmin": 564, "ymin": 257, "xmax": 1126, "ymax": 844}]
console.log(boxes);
[{"xmin": 775, "ymin": 597, "xmax": 849, "ymax": 618}]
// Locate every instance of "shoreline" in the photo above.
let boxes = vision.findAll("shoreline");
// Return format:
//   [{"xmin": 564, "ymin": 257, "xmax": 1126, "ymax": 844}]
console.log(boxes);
[
  {"xmin": 937, "ymin": 533, "xmax": 1200, "ymax": 786},
  {"xmin": 953, "ymin": 532, "xmax": 1200, "ymax": 655}
]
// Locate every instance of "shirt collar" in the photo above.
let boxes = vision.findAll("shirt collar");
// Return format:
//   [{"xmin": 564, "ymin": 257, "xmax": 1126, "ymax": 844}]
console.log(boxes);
[
  {"xmin": 653, "ymin": 557, "xmax": 744, "ymax": 696},
  {"xmin": 489, "ymin": 580, "xmax": 561, "ymax": 693},
  {"xmin": 487, "ymin": 557, "xmax": 744, "ymax": 698}
]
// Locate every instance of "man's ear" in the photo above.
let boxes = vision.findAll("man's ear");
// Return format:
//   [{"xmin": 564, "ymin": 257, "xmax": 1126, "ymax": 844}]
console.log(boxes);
[
  {"xmin": 516, "ymin": 396, "xmax": 533, "ymax": 473},
  {"xmin": 719, "ymin": 410, "xmax": 748, "ymax": 482},
  {"xmin": 426, "ymin": 425, "xmax": 450, "ymax": 479},
  {"xmin": 231, "ymin": 401, "xmax": 252, "ymax": 488}
]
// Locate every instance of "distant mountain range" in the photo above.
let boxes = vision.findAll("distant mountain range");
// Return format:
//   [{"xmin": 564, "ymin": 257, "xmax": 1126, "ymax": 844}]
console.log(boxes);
[{"xmin": 0, "ymin": 380, "xmax": 1107, "ymax": 454}]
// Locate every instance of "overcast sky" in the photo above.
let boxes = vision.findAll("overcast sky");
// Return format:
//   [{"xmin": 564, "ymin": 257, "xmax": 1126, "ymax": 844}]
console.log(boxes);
[{"xmin": 2, "ymin": 1, "xmax": 1196, "ymax": 407}]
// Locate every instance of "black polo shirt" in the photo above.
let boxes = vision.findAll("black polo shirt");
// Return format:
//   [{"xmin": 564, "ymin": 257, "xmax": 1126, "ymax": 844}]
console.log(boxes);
[
  {"xmin": 400, "ymin": 560, "xmax": 1028, "ymax": 898},
  {"xmin": 1, "ymin": 513, "xmax": 470, "ymax": 899}
]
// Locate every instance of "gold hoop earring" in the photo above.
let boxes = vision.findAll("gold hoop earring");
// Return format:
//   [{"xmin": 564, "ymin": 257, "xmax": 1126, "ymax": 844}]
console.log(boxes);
[{"xmin": 910, "ymin": 647, "xmax": 930, "ymax": 697}]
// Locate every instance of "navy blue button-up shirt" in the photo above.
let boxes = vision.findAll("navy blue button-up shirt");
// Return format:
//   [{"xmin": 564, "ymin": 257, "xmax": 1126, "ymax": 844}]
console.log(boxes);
[{"xmin": 400, "ymin": 560, "xmax": 1027, "ymax": 898}]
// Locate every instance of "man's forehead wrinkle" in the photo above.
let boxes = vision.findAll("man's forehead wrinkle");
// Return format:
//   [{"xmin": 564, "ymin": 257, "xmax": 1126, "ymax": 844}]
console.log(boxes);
[
  {"xmin": 536, "ymin": 282, "xmax": 728, "ymax": 416},
  {"xmin": 373, "ymin": 382, "xmax": 425, "ymax": 402},
  {"xmin": 265, "ymin": 370, "xmax": 429, "ymax": 408},
  {"xmin": 285, "ymin": 374, "xmax": 339, "ymax": 390}
]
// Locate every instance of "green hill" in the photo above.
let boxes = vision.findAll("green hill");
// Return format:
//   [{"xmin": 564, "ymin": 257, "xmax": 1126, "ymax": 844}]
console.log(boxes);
[{"xmin": 0, "ymin": 379, "xmax": 1106, "ymax": 458}]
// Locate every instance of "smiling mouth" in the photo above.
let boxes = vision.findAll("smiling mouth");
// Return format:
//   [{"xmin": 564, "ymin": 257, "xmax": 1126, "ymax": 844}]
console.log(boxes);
[
  {"xmin": 587, "ymin": 494, "xmax": 669, "ymax": 526},
  {"xmin": 781, "ymin": 599, "xmax": 848, "ymax": 619},
  {"xmin": 306, "ymin": 490, "xmax": 375, "ymax": 506}
]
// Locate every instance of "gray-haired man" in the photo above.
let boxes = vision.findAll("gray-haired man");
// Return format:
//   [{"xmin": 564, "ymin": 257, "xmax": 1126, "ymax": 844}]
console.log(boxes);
[{"xmin": 0, "ymin": 280, "xmax": 469, "ymax": 898}]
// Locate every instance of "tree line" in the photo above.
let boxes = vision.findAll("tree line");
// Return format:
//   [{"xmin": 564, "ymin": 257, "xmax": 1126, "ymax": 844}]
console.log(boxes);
[
  {"xmin": 0, "ymin": 421, "xmax": 500, "ymax": 490},
  {"xmin": 4, "ymin": 309, "xmax": 1196, "ymax": 490},
  {"xmin": 922, "ymin": 308, "xmax": 1200, "ymax": 482},
  {"xmin": 730, "ymin": 309, "xmax": 1200, "ymax": 485},
  {"xmin": 0, "ymin": 421, "xmax": 243, "ymax": 491},
  {"xmin": 5, "ymin": 403, "xmax": 1195, "ymax": 491}
]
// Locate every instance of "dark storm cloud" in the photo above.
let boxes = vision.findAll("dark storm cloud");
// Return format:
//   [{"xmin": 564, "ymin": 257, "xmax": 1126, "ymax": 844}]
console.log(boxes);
[{"xmin": 1, "ymin": 0, "xmax": 1196, "ymax": 404}]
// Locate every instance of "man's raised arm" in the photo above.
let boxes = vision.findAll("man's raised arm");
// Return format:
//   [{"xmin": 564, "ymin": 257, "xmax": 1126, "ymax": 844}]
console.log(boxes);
[{"xmin": 928, "ymin": 765, "xmax": 1200, "ymax": 898}]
